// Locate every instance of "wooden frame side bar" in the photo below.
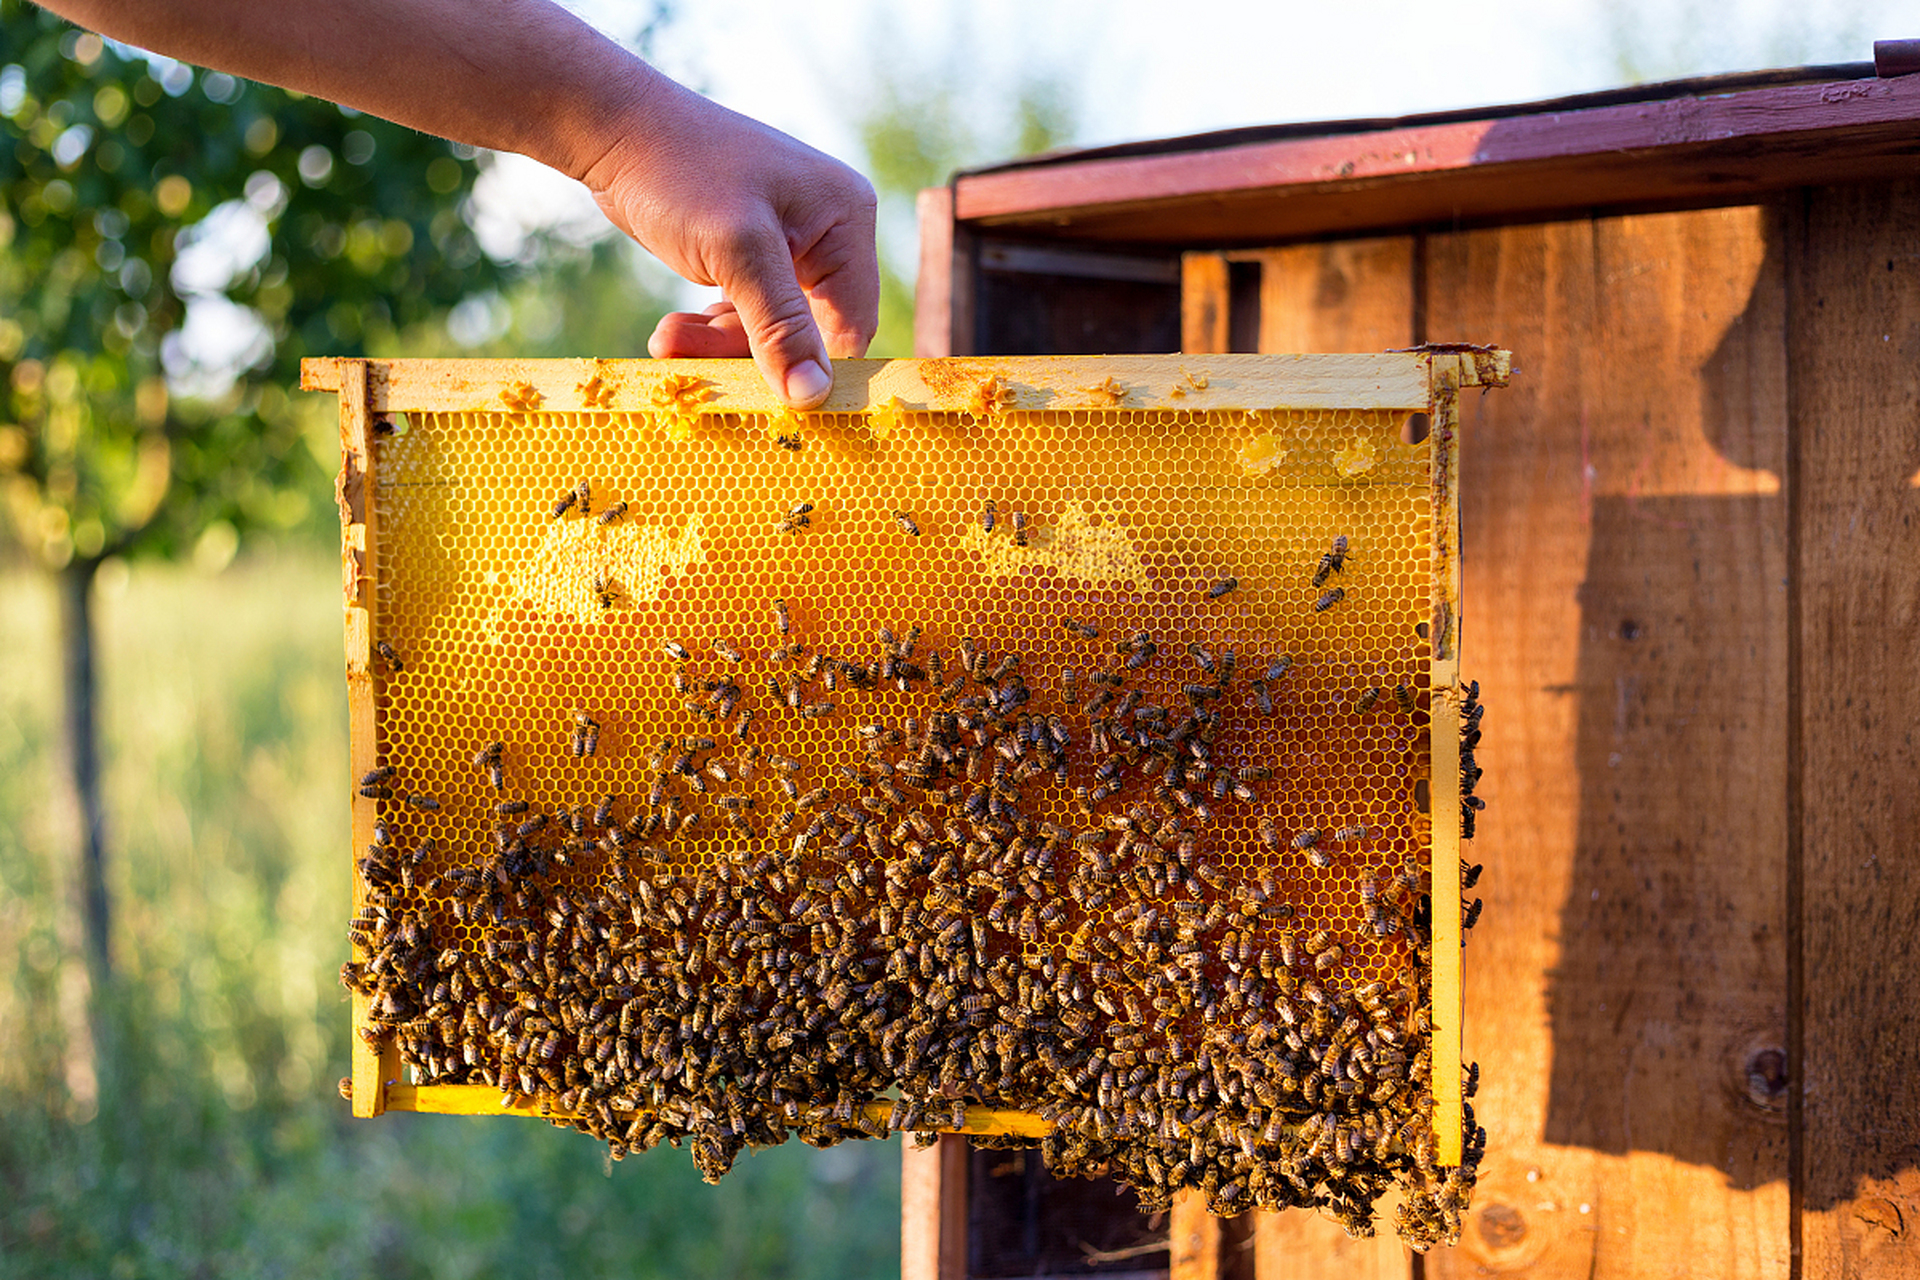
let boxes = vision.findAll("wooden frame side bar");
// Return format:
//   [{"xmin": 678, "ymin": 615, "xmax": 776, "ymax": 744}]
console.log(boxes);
[
  {"xmin": 299, "ymin": 354, "xmax": 1434, "ymax": 414},
  {"xmin": 1425, "ymin": 360, "xmax": 1471, "ymax": 1167},
  {"xmin": 337, "ymin": 359, "xmax": 394, "ymax": 1118}
]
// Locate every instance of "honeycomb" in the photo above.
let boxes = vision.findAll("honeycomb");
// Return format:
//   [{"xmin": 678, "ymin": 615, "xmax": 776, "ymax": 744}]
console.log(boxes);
[{"xmin": 323, "ymin": 355, "xmax": 1486, "ymax": 1247}]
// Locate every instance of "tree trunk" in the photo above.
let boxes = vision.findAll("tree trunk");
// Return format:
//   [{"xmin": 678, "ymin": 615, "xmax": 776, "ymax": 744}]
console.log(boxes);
[{"xmin": 57, "ymin": 557, "xmax": 110, "ymax": 978}]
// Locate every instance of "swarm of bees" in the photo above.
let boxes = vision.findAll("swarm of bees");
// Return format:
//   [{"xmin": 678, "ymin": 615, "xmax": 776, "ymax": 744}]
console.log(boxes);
[{"xmin": 341, "ymin": 520, "xmax": 1488, "ymax": 1249}]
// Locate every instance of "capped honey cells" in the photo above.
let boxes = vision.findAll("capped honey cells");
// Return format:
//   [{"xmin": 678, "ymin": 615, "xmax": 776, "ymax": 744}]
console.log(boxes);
[{"xmin": 324, "ymin": 356, "xmax": 1491, "ymax": 1250}]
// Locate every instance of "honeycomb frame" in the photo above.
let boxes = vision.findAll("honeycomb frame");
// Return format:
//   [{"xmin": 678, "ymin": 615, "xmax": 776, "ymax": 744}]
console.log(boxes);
[{"xmin": 302, "ymin": 352, "xmax": 1507, "ymax": 1169}]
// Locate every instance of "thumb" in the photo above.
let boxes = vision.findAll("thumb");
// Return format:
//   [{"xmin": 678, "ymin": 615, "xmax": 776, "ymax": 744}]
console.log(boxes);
[{"xmin": 715, "ymin": 221, "xmax": 834, "ymax": 410}]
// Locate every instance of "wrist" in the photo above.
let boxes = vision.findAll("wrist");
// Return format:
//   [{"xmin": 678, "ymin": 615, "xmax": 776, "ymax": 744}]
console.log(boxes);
[{"xmin": 508, "ymin": 22, "xmax": 673, "ymax": 186}]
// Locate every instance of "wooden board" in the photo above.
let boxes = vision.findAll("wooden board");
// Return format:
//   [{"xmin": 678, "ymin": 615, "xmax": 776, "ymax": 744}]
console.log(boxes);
[
  {"xmin": 1254, "ymin": 1208, "xmax": 1413, "ymax": 1280},
  {"xmin": 950, "ymin": 75, "xmax": 1920, "ymax": 246},
  {"xmin": 1421, "ymin": 206, "xmax": 1791, "ymax": 1279},
  {"xmin": 916, "ymin": 187, "xmax": 960, "ymax": 359},
  {"xmin": 1790, "ymin": 178, "xmax": 1920, "ymax": 1278},
  {"xmin": 1253, "ymin": 240, "xmax": 1417, "ymax": 357},
  {"xmin": 903, "ymin": 1135, "xmax": 969, "ymax": 1280}
]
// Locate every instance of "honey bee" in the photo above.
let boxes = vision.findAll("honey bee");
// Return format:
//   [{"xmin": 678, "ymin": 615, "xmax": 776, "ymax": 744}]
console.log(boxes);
[
  {"xmin": 1257, "ymin": 816, "xmax": 1281, "ymax": 852},
  {"xmin": 1206, "ymin": 577, "xmax": 1238, "ymax": 599},
  {"xmin": 496, "ymin": 799, "xmax": 530, "ymax": 816},
  {"xmin": 1251, "ymin": 680, "xmax": 1274, "ymax": 716},
  {"xmin": 1333, "ymin": 824, "xmax": 1369, "ymax": 842},
  {"xmin": 1012, "ymin": 510, "xmax": 1028, "ymax": 546},
  {"xmin": 550, "ymin": 489, "xmax": 577, "ymax": 520},
  {"xmin": 337, "ymin": 1077, "xmax": 354, "ymax": 1101},
  {"xmin": 597, "ymin": 500, "xmax": 627, "ymax": 526},
  {"xmin": 406, "ymin": 793, "xmax": 441, "ymax": 811},
  {"xmin": 772, "ymin": 598, "xmax": 790, "ymax": 635},
  {"xmin": 1356, "ymin": 687, "xmax": 1382, "ymax": 713},
  {"xmin": 374, "ymin": 640, "xmax": 403, "ymax": 672},
  {"xmin": 593, "ymin": 573, "xmax": 617, "ymax": 611},
  {"xmin": 359, "ymin": 766, "xmax": 394, "ymax": 789},
  {"xmin": 1463, "ymin": 898, "xmax": 1484, "ymax": 929},
  {"xmin": 893, "ymin": 511, "xmax": 921, "ymax": 537},
  {"xmin": 1062, "ymin": 617, "xmax": 1099, "ymax": 639},
  {"xmin": 1264, "ymin": 655, "xmax": 1294, "ymax": 681},
  {"xmin": 1313, "ymin": 534, "xmax": 1349, "ymax": 587},
  {"xmin": 712, "ymin": 637, "xmax": 743, "ymax": 663},
  {"xmin": 982, "ymin": 500, "xmax": 997, "ymax": 533},
  {"xmin": 778, "ymin": 502, "xmax": 814, "ymax": 534},
  {"xmin": 572, "ymin": 479, "xmax": 592, "ymax": 516},
  {"xmin": 1292, "ymin": 828, "xmax": 1321, "ymax": 850},
  {"xmin": 1394, "ymin": 684, "xmax": 1416, "ymax": 712},
  {"xmin": 663, "ymin": 639, "xmax": 690, "ymax": 663},
  {"xmin": 472, "ymin": 742, "xmax": 505, "ymax": 790},
  {"xmin": 1462, "ymin": 860, "xmax": 1484, "ymax": 889},
  {"xmin": 572, "ymin": 711, "xmax": 601, "ymax": 758}
]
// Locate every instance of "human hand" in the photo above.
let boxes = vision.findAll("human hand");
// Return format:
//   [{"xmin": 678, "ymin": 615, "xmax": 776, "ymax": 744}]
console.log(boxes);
[{"xmin": 585, "ymin": 76, "xmax": 879, "ymax": 409}]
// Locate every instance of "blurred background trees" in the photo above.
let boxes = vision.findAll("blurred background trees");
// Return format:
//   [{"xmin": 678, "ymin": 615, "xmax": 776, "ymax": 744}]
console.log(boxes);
[{"xmin": 0, "ymin": 0, "xmax": 514, "ymax": 976}]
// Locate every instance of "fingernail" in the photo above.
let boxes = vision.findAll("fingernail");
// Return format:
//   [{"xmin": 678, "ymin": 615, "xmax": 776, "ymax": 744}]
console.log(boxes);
[{"xmin": 784, "ymin": 360, "xmax": 831, "ymax": 406}]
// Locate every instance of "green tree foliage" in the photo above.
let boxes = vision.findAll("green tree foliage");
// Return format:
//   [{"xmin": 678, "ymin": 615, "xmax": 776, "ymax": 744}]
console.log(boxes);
[{"xmin": 0, "ymin": 0, "xmax": 510, "ymax": 568}]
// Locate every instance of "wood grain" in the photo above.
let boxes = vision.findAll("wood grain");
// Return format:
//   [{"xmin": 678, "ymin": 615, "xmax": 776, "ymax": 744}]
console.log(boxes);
[
  {"xmin": 915, "ymin": 187, "xmax": 957, "ymax": 359},
  {"xmin": 1172, "ymin": 1192, "xmax": 1226, "ymax": 1280},
  {"xmin": 903, "ymin": 1135, "xmax": 969, "ymax": 1280},
  {"xmin": 1182, "ymin": 253, "xmax": 1232, "ymax": 354},
  {"xmin": 1421, "ymin": 206, "xmax": 1791, "ymax": 1279},
  {"xmin": 1255, "ymin": 1208, "xmax": 1412, "ymax": 1280},
  {"xmin": 1254, "ymin": 239, "xmax": 1416, "ymax": 355},
  {"xmin": 952, "ymin": 75, "xmax": 1920, "ymax": 246},
  {"xmin": 1790, "ymin": 178, "xmax": 1920, "ymax": 1278}
]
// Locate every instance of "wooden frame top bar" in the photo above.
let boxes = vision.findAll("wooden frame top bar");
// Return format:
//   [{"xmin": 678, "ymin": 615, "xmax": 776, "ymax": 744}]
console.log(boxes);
[
  {"xmin": 950, "ymin": 71, "xmax": 1920, "ymax": 245},
  {"xmin": 300, "ymin": 353, "xmax": 1448, "ymax": 413}
]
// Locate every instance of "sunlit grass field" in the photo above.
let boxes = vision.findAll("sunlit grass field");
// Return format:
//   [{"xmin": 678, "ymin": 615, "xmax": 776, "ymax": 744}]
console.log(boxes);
[{"xmin": 0, "ymin": 550, "xmax": 899, "ymax": 1279}]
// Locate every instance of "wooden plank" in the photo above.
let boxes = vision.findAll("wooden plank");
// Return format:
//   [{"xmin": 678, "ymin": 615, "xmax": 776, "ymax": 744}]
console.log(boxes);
[
  {"xmin": 1172, "ymin": 1192, "xmax": 1225, "ymax": 1280},
  {"xmin": 915, "ymin": 187, "xmax": 956, "ymax": 358},
  {"xmin": 903, "ymin": 1135, "xmax": 969, "ymax": 1280},
  {"xmin": 1182, "ymin": 253, "xmax": 1231, "ymax": 354},
  {"xmin": 297, "ymin": 354, "xmax": 1436, "ymax": 414},
  {"xmin": 1421, "ymin": 205, "xmax": 1791, "ymax": 1279},
  {"xmin": 1255, "ymin": 1208, "xmax": 1412, "ymax": 1280},
  {"xmin": 1790, "ymin": 178, "xmax": 1920, "ymax": 1279},
  {"xmin": 1254, "ymin": 239, "xmax": 1416, "ymax": 355},
  {"xmin": 338, "ymin": 358, "xmax": 389, "ymax": 1119},
  {"xmin": 951, "ymin": 74, "xmax": 1920, "ymax": 246}
]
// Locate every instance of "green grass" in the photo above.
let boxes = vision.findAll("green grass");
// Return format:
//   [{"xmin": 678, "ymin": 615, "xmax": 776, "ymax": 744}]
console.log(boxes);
[{"xmin": 0, "ymin": 550, "xmax": 900, "ymax": 1279}]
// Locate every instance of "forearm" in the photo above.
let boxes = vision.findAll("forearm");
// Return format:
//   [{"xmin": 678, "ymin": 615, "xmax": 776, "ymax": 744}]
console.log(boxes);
[{"xmin": 34, "ymin": 0, "xmax": 660, "ymax": 182}]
